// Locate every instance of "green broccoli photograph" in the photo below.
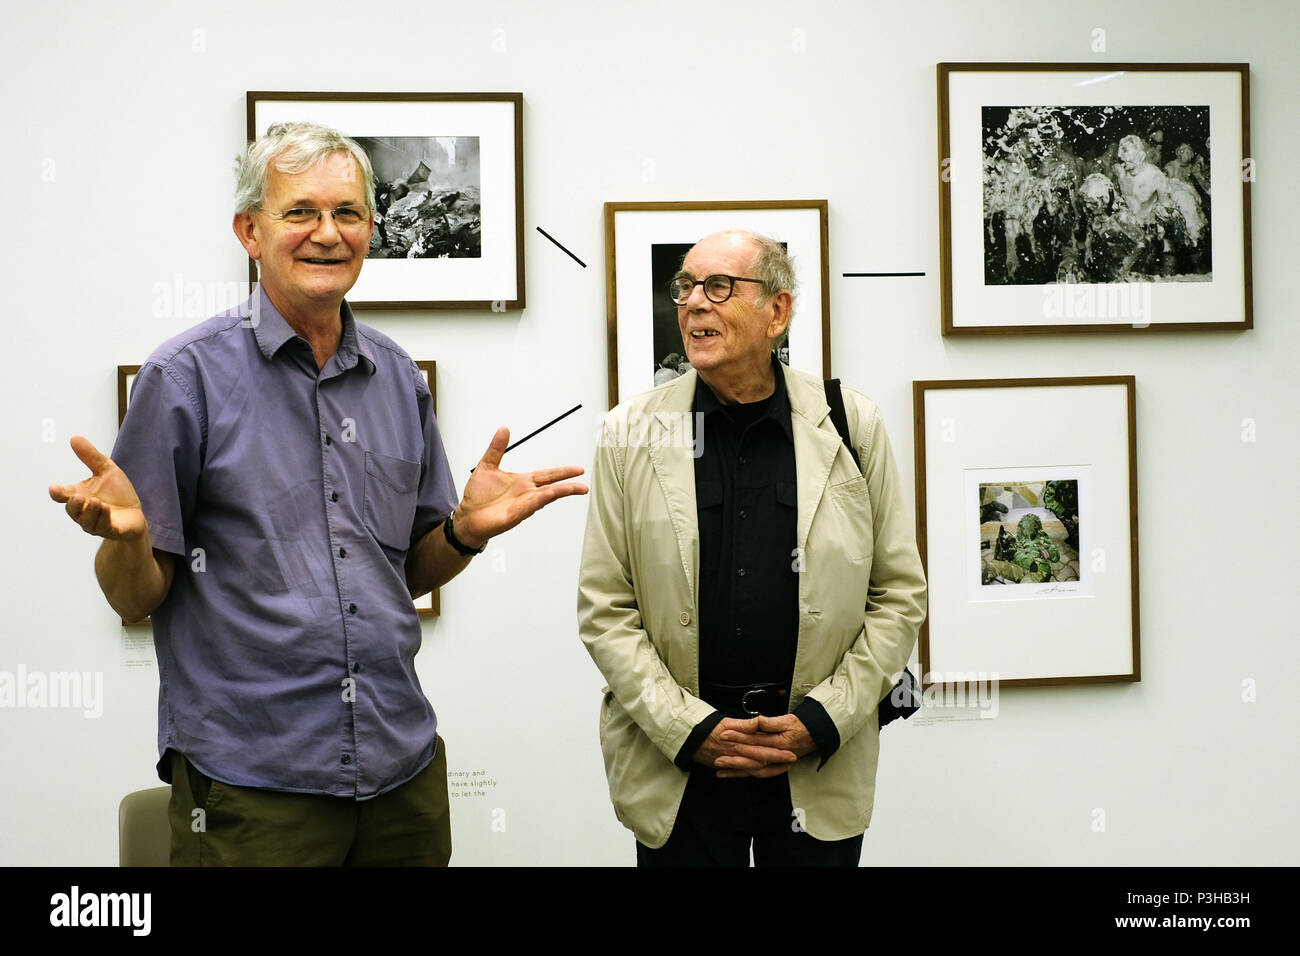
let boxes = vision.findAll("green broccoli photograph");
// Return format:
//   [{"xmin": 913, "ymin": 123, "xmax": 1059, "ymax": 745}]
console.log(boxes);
[{"xmin": 979, "ymin": 479, "xmax": 1080, "ymax": 585}]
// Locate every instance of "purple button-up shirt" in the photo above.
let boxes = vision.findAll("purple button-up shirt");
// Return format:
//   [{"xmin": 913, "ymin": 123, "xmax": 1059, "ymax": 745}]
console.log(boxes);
[{"xmin": 112, "ymin": 288, "xmax": 458, "ymax": 798}]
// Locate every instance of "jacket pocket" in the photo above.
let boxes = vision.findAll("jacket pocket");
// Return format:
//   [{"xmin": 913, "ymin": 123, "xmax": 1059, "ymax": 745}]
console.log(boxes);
[
  {"xmin": 363, "ymin": 452, "xmax": 421, "ymax": 551},
  {"xmin": 828, "ymin": 475, "xmax": 873, "ymax": 562}
]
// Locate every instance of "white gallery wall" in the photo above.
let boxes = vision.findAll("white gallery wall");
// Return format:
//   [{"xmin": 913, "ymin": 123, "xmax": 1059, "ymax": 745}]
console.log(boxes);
[{"xmin": 2, "ymin": 0, "xmax": 1296, "ymax": 866}]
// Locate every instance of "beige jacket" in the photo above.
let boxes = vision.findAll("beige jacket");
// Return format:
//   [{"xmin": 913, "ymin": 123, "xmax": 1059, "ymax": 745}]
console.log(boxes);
[{"xmin": 577, "ymin": 367, "xmax": 927, "ymax": 846}]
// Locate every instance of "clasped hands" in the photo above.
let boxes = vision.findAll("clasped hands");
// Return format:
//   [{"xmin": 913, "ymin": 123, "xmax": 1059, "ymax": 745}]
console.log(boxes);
[{"xmin": 693, "ymin": 713, "xmax": 815, "ymax": 779}]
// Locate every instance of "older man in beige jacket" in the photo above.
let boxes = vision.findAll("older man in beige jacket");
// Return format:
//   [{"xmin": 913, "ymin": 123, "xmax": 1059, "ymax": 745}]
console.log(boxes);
[{"xmin": 578, "ymin": 230, "xmax": 926, "ymax": 865}]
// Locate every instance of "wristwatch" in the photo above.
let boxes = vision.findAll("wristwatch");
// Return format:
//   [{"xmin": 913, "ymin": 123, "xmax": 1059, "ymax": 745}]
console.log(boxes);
[{"xmin": 443, "ymin": 512, "xmax": 485, "ymax": 557}]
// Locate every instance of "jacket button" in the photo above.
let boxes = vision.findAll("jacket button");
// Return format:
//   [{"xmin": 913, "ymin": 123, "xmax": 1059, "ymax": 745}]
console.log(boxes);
[{"xmin": 679, "ymin": 611, "xmax": 690, "ymax": 626}]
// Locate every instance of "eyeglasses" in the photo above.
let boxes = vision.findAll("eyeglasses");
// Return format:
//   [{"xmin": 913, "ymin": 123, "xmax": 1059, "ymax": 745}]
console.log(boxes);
[
  {"xmin": 668, "ymin": 274, "xmax": 765, "ymax": 305},
  {"xmin": 265, "ymin": 205, "xmax": 370, "ymax": 230}
]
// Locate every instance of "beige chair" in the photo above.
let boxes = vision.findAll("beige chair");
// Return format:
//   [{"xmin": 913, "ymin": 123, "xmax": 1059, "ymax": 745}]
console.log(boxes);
[{"xmin": 118, "ymin": 787, "xmax": 171, "ymax": 866}]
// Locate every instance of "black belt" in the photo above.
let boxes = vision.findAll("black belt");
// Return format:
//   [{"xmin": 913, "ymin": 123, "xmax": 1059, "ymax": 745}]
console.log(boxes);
[{"xmin": 700, "ymin": 680, "xmax": 790, "ymax": 717}]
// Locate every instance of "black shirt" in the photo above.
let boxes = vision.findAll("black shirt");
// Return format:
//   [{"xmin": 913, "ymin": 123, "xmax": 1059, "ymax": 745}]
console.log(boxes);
[
  {"xmin": 674, "ymin": 358, "xmax": 840, "ymax": 769},
  {"xmin": 694, "ymin": 364, "xmax": 799, "ymax": 683}
]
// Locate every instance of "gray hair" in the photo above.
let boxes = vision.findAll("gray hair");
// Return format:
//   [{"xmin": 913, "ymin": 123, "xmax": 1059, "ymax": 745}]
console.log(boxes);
[
  {"xmin": 234, "ymin": 121, "xmax": 375, "ymax": 214},
  {"xmin": 747, "ymin": 232, "xmax": 797, "ymax": 304}
]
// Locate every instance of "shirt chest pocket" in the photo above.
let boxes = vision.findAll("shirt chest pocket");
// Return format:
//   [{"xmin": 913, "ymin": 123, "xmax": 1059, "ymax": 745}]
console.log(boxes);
[{"xmin": 363, "ymin": 452, "xmax": 422, "ymax": 551}]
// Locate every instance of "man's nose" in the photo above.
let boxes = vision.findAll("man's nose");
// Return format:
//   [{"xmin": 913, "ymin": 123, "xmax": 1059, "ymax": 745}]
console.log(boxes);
[{"xmin": 310, "ymin": 210, "xmax": 342, "ymax": 242}]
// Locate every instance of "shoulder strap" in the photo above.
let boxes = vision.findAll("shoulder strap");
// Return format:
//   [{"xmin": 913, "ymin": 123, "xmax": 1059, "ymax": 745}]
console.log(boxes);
[{"xmin": 824, "ymin": 378, "xmax": 861, "ymax": 474}]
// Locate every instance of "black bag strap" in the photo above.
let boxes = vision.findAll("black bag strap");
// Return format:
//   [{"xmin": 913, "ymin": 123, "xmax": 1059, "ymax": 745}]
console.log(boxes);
[{"xmin": 824, "ymin": 378, "xmax": 860, "ymax": 473}]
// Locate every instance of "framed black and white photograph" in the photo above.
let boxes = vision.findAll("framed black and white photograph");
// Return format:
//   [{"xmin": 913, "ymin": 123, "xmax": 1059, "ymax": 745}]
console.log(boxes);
[
  {"xmin": 247, "ymin": 92, "xmax": 525, "ymax": 310},
  {"xmin": 938, "ymin": 63, "xmax": 1251, "ymax": 334},
  {"xmin": 603, "ymin": 200, "xmax": 830, "ymax": 408},
  {"xmin": 914, "ymin": 376, "xmax": 1140, "ymax": 688},
  {"xmin": 117, "ymin": 362, "xmax": 441, "ymax": 619}
]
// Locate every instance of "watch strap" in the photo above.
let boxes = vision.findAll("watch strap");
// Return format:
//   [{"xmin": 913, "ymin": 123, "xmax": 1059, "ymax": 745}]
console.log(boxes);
[{"xmin": 443, "ymin": 512, "xmax": 485, "ymax": 557}]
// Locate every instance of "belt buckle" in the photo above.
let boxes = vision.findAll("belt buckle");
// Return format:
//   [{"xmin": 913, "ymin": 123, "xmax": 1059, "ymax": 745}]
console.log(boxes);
[{"xmin": 741, "ymin": 687, "xmax": 774, "ymax": 716}]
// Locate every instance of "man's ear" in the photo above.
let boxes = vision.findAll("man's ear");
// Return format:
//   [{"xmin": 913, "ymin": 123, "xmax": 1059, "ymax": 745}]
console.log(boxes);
[
  {"xmin": 766, "ymin": 289, "xmax": 793, "ymax": 342},
  {"xmin": 233, "ymin": 212, "xmax": 261, "ymax": 260}
]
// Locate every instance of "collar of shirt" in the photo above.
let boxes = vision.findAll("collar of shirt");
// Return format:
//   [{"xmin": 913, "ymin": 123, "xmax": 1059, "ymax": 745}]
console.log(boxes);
[
  {"xmin": 692, "ymin": 352, "xmax": 794, "ymax": 444},
  {"xmin": 245, "ymin": 286, "xmax": 377, "ymax": 377}
]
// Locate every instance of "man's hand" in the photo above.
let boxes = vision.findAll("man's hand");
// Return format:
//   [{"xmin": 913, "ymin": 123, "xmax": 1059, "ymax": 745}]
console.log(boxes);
[
  {"xmin": 693, "ymin": 715, "xmax": 809, "ymax": 779},
  {"xmin": 704, "ymin": 714, "xmax": 817, "ymax": 779},
  {"xmin": 49, "ymin": 435, "xmax": 173, "ymax": 622},
  {"xmin": 49, "ymin": 436, "xmax": 148, "ymax": 540},
  {"xmin": 453, "ymin": 426, "xmax": 588, "ymax": 549}
]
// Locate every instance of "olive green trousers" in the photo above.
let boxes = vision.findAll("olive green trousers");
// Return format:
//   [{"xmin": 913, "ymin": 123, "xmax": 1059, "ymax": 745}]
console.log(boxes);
[{"xmin": 167, "ymin": 737, "xmax": 451, "ymax": 866}]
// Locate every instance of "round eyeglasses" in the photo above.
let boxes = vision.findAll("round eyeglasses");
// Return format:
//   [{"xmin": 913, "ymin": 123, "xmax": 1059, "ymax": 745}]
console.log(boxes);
[{"xmin": 668, "ymin": 274, "xmax": 765, "ymax": 305}]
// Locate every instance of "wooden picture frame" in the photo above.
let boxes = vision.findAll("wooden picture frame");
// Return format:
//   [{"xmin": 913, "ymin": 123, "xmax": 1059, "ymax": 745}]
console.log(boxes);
[
  {"xmin": 937, "ymin": 63, "xmax": 1251, "ymax": 334},
  {"xmin": 603, "ymin": 200, "xmax": 831, "ymax": 408},
  {"xmin": 116, "ymin": 365, "xmax": 145, "ymax": 626},
  {"xmin": 413, "ymin": 360, "xmax": 440, "ymax": 618},
  {"xmin": 247, "ymin": 91, "xmax": 525, "ymax": 310},
  {"xmin": 913, "ymin": 376, "xmax": 1140, "ymax": 688}
]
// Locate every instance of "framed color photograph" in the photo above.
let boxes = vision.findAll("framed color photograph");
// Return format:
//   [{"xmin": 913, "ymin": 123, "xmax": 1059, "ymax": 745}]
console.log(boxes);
[
  {"xmin": 603, "ymin": 200, "xmax": 830, "ymax": 408},
  {"xmin": 116, "ymin": 362, "xmax": 440, "ymax": 620},
  {"xmin": 938, "ymin": 63, "xmax": 1251, "ymax": 334},
  {"xmin": 247, "ymin": 92, "xmax": 525, "ymax": 310},
  {"xmin": 913, "ymin": 376, "xmax": 1139, "ymax": 688}
]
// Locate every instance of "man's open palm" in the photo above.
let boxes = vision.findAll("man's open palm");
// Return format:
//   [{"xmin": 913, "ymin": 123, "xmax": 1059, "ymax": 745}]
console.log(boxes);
[
  {"xmin": 456, "ymin": 427, "xmax": 587, "ymax": 548},
  {"xmin": 49, "ymin": 436, "xmax": 148, "ymax": 540}
]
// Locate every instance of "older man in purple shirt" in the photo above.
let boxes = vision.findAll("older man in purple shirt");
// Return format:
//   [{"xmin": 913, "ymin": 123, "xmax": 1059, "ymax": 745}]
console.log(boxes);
[{"xmin": 49, "ymin": 122, "xmax": 586, "ymax": 865}]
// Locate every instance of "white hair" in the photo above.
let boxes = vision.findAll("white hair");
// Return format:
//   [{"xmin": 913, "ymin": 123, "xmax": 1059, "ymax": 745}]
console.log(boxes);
[{"xmin": 234, "ymin": 121, "xmax": 375, "ymax": 214}]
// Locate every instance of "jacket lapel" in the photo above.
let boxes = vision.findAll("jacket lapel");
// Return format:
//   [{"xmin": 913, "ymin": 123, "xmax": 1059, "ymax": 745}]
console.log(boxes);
[
  {"xmin": 646, "ymin": 374, "xmax": 701, "ymax": 605},
  {"xmin": 786, "ymin": 371, "xmax": 844, "ymax": 553},
  {"xmin": 643, "ymin": 368, "xmax": 843, "ymax": 603}
]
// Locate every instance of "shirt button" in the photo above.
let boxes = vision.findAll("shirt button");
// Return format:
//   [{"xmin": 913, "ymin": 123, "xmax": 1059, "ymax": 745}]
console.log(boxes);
[
  {"xmin": 679, "ymin": 611, "xmax": 691, "ymax": 626},
  {"xmin": 341, "ymin": 754, "xmax": 351, "ymax": 765},
  {"xmin": 737, "ymin": 568, "xmax": 747, "ymax": 578},
  {"xmin": 735, "ymin": 626, "xmax": 744, "ymax": 637},
  {"xmin": 348, "ymin": 604, "xmax": 358, "ymax": 614},
  {"xmin": 339, "ymin": 547, "xmax": 347, "ymax": 558},
  {"xmin": 331, "ymin": 491, "xmax": 340, "ymax": 502},
  {"xmin": 739, "ymin": 456, "xmax": 749, "ymax": 465},
  {"xmin": 325, "ymin": 434, "xmax": 332, "ymax": 446},
  {"xmin": 739, "ymin": 508, "xmax": 748, "ymax": 519}
]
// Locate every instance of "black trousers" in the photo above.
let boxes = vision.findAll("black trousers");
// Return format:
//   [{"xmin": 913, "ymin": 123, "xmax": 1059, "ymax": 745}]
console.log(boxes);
[{"xmin": 636, "ymin": 764, "xmax": 864, "ymax": 867}]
